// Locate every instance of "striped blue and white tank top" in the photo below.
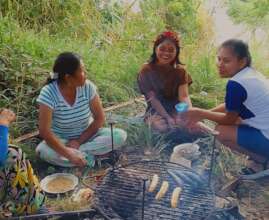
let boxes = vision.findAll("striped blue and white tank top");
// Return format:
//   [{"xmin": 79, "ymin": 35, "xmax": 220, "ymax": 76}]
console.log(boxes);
[{"xmin": 37, "ymin": 80, "xmax": 97, "ymax": 139}]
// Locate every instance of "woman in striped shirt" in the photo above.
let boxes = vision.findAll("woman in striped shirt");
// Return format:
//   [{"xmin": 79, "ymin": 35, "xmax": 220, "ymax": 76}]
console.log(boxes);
[{"xmin": 36, "ymin": 52, "xmax": 127, "ymax": 167}]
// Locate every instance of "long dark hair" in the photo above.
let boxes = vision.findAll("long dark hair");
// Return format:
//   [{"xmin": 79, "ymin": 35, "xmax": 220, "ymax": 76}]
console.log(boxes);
[
  {"xmin": 46, "ymin": 52, "xmax": 81, "ymax": 84},
  {"xmin": 149, "ymin": 31, "xmax": 183, "ymax": 65},
  {"xmin": 220, "ymin": 39, "xmax": 252, "ymax": 67}
]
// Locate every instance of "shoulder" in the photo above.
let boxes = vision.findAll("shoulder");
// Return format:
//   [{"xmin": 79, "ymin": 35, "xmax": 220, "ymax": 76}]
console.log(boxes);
[
  {"xmin": 227, "ymin": 80, "xmax": 246, "ymax": 91},
  {"xmin": 39, "ymin": 82, "xmax": 57, "ymax": 97},
  {"xmin": 174, "ymin": 65, "xmax": 187, "ymax": 75},
  {"xmin": 226, "ymin": 80, "xmax": 247, "ymax": 99},
  {"xmin": 139, "ymin": 63, "xmax": 153, "ymax": 74},
  {"xmin": 85, "ymin": 79, "xmax": 97, "ymax": 89},
  {"xmin": 174, "ymin": 65, "xmax": 192, "ymax": 84},
  {"xmin": 225, "ymin": 80, "xmax": 247, "ymax": 110},
  {"xmin": 83, "ymin": 79, "xmax": 97, "ymax": 100},
  {"xmin": 37, "ymin": 82, "xmax": 58, "ymax": 108},
  {"xmin": 138, "ymin": 63, "xmax": 153, "ymax": 83},
  {"xmin": 40, "ymin": 82, "xmax": 54, "ymax": 91},
  {"xmin": 232, "ymin": 67, "xmax": 253, "ymax": 80}
]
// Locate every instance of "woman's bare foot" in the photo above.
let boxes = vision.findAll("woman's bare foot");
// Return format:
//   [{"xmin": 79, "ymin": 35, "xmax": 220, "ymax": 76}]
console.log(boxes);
[{"xmin": 245, "ymin": 159, "xmax": 264, "ymax": 173}]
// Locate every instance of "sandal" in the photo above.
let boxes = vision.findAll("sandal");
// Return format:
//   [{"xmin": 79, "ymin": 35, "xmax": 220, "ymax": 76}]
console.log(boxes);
[
  {"xmin": 240, "ymin": 167, "xmax": 257, "ymax": 175},
  {"xmin": 240, "ymin": 159, "xmax": 269, "ymax": 175}
]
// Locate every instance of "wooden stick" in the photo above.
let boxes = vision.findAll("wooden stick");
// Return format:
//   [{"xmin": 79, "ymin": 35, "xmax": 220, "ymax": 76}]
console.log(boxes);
[
  {"xmin": 103, "ymin": 96, "xmax": 144, "ymax": 112},
  {"xmin": 13, "ymin": 130, "xmax": 40, "ymax": 143},
  {"xmin": 13, "ymin": 96, "xmax": 145, "ymax": 143},
  {"xmin": 218, "ymin": 177, "xmax": 241, "ymax": 196}
]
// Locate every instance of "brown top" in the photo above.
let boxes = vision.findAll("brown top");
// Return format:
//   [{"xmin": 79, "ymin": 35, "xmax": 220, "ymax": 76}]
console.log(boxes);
[{"xmin": 138, "ymin": 63, "xmax": 192, "ymax": 114}]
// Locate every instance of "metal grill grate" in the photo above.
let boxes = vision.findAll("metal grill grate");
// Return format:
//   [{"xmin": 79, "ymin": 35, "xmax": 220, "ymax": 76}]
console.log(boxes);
[{"xmin": 95, "ymin": 161, "xmax": 215, "ymax": 220}]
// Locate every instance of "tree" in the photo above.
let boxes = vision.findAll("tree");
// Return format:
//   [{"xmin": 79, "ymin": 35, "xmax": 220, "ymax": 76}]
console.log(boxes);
[{"xmin": 226, "ymin": 0, "xmax": 269, "ymax": 29}]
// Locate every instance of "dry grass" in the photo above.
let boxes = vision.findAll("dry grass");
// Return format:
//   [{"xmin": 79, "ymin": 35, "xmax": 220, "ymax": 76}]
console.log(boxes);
[
  {"xmin": 236, "ymin": 180, "xmax": 269, "ymax": 219},
  {"xmin": 46, "ymin": 195, "xmax": 93, "ymax": 212}
]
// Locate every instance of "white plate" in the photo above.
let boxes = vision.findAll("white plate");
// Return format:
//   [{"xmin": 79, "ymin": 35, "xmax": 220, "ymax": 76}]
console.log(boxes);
[{"xmin": 40, "ymin": 173, "xmax": 78, "ymax": 194}]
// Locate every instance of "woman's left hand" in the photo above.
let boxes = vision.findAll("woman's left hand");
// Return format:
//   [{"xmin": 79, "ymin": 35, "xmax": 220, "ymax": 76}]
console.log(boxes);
[
  {"xmin": 166, "ymin": 116, "xmax": 176, "ymax": 129},
  {"xmin": 66, "ymin": 139, "xmax": 81, "ymax": 149},
  {"xmin": 183, "ymin": 107, "xmax": 203, "ymax": 125}
]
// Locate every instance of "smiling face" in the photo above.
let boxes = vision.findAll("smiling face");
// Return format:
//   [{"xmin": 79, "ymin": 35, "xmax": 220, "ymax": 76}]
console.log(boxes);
[
  {"xmin": 155, "ymin": 40, "xmax": 177, "ymax": 65},
  {"xmin": 217, "ymin": 47, "xmax": 247, "ymax": 78}
]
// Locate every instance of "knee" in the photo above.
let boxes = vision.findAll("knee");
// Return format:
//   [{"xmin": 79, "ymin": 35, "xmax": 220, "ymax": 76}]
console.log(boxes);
[
  {"xmin": 35, "ymin": 143, "xmax": 42, "ymax": 156},
  {"xmin": 146, "ymin": 115, "xmax": 168, "ymax": 132},
  {"xmin": 215, "ymin": 125, "xmax": 226, "ymax": 142},
  {"xmin": 112, "ymin": 128, "xmax": 127, "ymax": 145},
  {"xmin": 215, "ymin": 125, "xmax": 237, "ymax": 144},
  {"xmin": 215, "ymin": 124, "xmax": 221, "ymax": 133},
  {"xmin": 150, "ymin": 120, "xmax": 168, "ymax": 132},
  {"xmin": 116, "ymin": 128, "xmax": 127, "ymax": 143},
  {"xmin": 153, "ymin": 124, "xmax": 168, "ymax": 132},
  {"xmin": 35, "ymin": 141, "xmax": 49, "ymax": 159}
]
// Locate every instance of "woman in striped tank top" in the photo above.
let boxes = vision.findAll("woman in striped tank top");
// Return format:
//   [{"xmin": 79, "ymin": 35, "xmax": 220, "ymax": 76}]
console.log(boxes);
[{"xmin": 36, "ymin": 52, "xmax": 127, "ymax": 167}]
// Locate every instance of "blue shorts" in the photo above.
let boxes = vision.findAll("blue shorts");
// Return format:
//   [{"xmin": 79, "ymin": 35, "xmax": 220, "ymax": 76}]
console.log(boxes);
[{"xmin": 237, "ymin": 125, "xmax": 269, "ymax": 158}]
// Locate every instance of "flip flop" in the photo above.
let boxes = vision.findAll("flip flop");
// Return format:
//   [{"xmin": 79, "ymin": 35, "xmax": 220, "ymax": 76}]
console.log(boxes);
[
  {"xmin": 240, "ymin": 167, "xmax": 257, "ymax": 175},
  {"xmin": 241, "ymin": 159, "xmax": 268, "ymax": 175}
]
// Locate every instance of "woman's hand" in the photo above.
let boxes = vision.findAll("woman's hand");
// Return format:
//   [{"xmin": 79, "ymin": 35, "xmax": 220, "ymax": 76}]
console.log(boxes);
[
  {"xmin": 166, "ymin": 116, "xmax": 176, "ymax": 129},
  {"xmin": 0, "ymin": 109, "xmax": 16, "ymax": 126},
  {"xmin": 65, "ymin": 148, "xmax": 87, "ymax": 167},
  {"xmin": 66, "ymin": 139, "xmax": 81, "ymax": 149},
  {"xmin": 186, "ymin": 122, "xmax": 206, "ymax": 134},
  {"xmin": 183, "ymin": 107, "xmax": 203, "ymax": 126}
]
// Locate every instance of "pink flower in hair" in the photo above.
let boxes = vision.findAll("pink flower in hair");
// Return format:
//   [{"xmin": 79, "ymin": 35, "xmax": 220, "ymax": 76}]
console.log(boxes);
[{"xmin": 163, "ymin": 31, "xmax": 174, "ymax": 37}]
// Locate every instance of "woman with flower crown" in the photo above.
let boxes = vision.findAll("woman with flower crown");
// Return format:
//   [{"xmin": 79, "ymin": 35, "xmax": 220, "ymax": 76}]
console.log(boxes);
[
  {"xmin": 36, "ymin": 52, "xmax": 127, "ymax": 167},
  {"xmin": 138, "ymin": 31, "xmax": 194, "ymax": 132}
]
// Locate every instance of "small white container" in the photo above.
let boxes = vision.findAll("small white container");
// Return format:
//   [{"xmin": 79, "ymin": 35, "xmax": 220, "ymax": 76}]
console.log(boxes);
[{"xmin": 171, "ymin": 142, "xmax": 201, "ymax": 161}]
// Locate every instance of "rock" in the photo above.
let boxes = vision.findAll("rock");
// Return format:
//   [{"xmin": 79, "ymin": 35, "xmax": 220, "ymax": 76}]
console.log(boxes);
[{"xmin": 71, "ymin": 188, "xmax": 94, "ymax": 203}]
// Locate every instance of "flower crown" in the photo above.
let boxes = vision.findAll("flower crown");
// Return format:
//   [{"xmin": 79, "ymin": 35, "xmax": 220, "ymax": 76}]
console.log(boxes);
[
  {"xmin": 163, "ymin": 31, "xmax": 174, "ymax": 37},
  {"xmin": 154, "ymin": 31, "xmax": 180, "ymax": 47}
]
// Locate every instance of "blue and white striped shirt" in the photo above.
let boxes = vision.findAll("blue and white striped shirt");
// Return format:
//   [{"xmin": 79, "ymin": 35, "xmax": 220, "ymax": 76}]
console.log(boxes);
[{"xmin": 37, "ymin": 80, "xmax": 97, "ymax": 139}]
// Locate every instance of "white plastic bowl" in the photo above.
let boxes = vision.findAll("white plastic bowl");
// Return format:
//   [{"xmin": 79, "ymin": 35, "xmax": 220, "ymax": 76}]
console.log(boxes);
[
  {"xmin": 172, "ymin": 143, "xmax": 201, "ymax": 160},
  {"xmin": 40, "ymin": 173, "xmax": 78, "ymax": 194}
]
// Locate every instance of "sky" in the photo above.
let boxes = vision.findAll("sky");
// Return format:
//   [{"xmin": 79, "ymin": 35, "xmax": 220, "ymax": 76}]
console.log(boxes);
[{"xmin": 205, "ymin": 0, "xmax": 249, "ymax": 44}]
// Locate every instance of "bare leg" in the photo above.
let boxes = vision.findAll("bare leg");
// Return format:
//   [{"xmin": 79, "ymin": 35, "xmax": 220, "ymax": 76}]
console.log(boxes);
[
  {"xmin": 173, "ymin": 114, "xmax": 210, "ymax": 134},
  {"xmin": 145, "ymin": 114, "xmax": 169, "ymax": 132},
  {"xmin": 215, "ymin": 125, "xmax": 267, "ymax": 163},
  {"xmin": 173, "ymin": 114, "xmax": 186, "ymax": 127}
]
